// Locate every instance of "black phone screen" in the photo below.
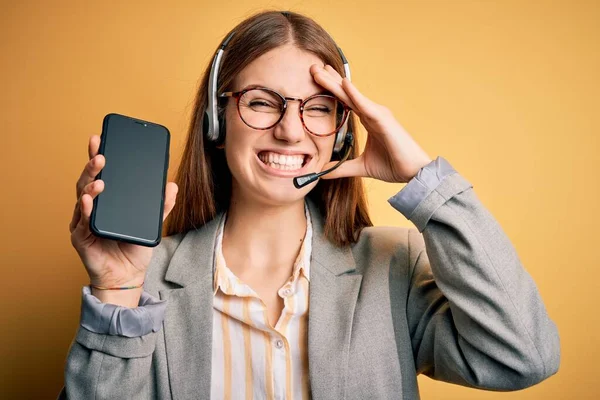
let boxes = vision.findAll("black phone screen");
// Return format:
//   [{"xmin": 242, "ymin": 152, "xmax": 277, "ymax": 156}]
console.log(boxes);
[{"xmin": 90, "ymin": 113, "xmax": 170, "ymax": 247}]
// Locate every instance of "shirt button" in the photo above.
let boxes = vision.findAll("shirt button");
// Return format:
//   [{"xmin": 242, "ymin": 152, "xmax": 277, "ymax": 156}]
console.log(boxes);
[{"xmin": 275, "ymin": 339, "xmax": 284, "ymax": 349}]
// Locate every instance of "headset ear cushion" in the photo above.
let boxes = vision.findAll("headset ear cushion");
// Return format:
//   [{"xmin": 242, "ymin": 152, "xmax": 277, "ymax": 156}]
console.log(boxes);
[
  {"xmin": 215, "ymin": 115, "xmax": 226, "ymax": 145},
  {"xmin": 202, "ymin": 111, "xmax": 210, "ymax": 135},
  {"xmin": 331, "ymin": 130, "xmax": 344, "ymax": 160},
  {"xmin": 219, "ymin": 115, "xmax": 225, "ymax": 131}
]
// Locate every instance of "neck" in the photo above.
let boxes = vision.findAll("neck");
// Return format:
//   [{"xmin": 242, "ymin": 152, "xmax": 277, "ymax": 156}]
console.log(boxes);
[{"xmin": 222, "ymin": 189, "xmax": 307, "ymax": 275}]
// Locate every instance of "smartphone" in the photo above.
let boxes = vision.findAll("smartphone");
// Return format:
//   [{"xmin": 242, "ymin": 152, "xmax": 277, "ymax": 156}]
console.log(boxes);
[{"xmin": 89, "ymin": 113, "xmax": 170, "ymax": 247}]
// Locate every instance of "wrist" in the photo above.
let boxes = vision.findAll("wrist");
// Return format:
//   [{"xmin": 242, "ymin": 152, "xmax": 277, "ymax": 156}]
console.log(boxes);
[
  {"xmin": 91, "ymin": 281, "xmax": 144, "ymax": 290},
  {"xmin": 406, "ymin": 157, "xmax": 433, "ymax": 181},
  {"xmin": 90, "ymin": 286, "xmax": 143, "ymax": 308},
  {"xmin": 89, "ymin": 273, "xmax": 145, "ymax": 289}
]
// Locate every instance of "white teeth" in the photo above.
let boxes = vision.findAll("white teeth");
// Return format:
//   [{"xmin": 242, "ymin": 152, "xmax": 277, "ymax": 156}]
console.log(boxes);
[
  {"xmin": 258, "ymin": 151, "xmax": 306, "ymax": 169},
  {"xmin": 265, "ymin": 162, "xmax": 301, "ymax": 171}
]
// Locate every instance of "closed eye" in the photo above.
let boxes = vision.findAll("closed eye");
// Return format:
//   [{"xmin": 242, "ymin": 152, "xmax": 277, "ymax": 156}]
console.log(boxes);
[
  {"xmin": 244, "ymin": 99, "xmax": 280, "ymax": 112},
  {"xmin": 304, "ymin": 106, "xmax": 333, "ymax": 116}
]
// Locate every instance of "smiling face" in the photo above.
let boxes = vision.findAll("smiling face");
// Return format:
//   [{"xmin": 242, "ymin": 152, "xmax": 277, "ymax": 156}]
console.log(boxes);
[{"xmin": 223, "ymin": 44, "xmax": 336, "ymax": 207}]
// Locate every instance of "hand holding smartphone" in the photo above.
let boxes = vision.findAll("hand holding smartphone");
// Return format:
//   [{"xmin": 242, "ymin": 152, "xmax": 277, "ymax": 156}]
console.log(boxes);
[{"xmin": 68, "ymin": 114, "xmax": 178, "ymax": 307}]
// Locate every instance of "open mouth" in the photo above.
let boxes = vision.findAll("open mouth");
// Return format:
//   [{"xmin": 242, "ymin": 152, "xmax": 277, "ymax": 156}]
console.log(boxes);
[{"xmin": 257, "ymin": 151, "xmax": 311, "ymax": 171}]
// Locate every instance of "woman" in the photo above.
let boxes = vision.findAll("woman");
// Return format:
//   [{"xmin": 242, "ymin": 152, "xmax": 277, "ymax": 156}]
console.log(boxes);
[{"xmin": 62, "ymin": 10, "xmax": 560, "ymax": 400}]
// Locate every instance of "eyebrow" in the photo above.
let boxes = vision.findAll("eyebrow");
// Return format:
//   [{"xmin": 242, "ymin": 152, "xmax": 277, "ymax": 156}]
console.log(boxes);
[{"xmin": 236, "ymin": 84, "xmax": 332, "ymax": 98}]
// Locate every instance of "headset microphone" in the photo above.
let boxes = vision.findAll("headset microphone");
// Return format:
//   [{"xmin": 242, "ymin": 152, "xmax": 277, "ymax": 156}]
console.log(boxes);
[{"xmin": 293, "ymin": 131, "xmax": 354, "ymax": 189}]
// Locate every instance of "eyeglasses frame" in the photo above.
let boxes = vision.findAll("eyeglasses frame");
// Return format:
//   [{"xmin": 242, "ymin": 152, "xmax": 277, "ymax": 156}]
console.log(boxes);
[{"xmin": 219, "ymin": 87, "xmax": 350, "ymax": 137}]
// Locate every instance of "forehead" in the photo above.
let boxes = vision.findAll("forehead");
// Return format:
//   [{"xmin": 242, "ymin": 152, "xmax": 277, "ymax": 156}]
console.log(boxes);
[{"xmin": 233, "ymin": 44, "xmax": 325, "ymax": 98}]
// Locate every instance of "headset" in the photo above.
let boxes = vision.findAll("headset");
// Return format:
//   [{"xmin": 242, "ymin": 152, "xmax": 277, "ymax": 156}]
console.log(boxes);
[{"xmin": 203, "ymin": 12, "xmax": 355, "ymax": 189}]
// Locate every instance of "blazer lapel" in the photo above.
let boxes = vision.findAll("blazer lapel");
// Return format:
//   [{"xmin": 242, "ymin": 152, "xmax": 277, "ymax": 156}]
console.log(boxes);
[
  {"xmin": 159, "ymin": 213, "xmax": 225, "ymax": 400},
  {"xmin": 306, "ymin": 200, "xmax": 362, "ymax": 400}
]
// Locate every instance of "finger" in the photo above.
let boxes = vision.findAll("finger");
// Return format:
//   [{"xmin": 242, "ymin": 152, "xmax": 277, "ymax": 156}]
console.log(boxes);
[
  {"xmin": 324, "ymin": 64, "xmax": 344, "ymax": 82},
  {"xmin": 70, "ymin": 179, "xmax": 105, "ymax": 233},
  {"xmin": 76, "ymin": 134, "xmax": 101, "ymax": 198},
  {"xmin": 76, "ymin": 154, "xmax": 105, "ymax": 198},
  {"xmin": 310, "ymin": 64, "xmax": 346, "ymax": 97},
  {"xmin": 71, "ymin": 193, "xmax": 93, "ymax": 242},
  {"xmin": 72, "ymin": 176, "xmax": 107, "ymax": 241},
  {"xmin": 89, "ymin": 134, "xmax": 101, "ymax": 159},
  {"xmin": 162, "ymin": 182, "xmax": 179, "ymax": 221},
  {"xmin": 341, "ymin": 78, "xmax": 379, "ymax": 118},
  {"xmin": 319, "ymin": 157, "xmax": 367, "ymax": 180},
  {"xmin": 310, "ymin": 65, "xmax": 357, "ymax": 111},
  {"xmin": 70, "ymin": 201, "xmax": 80, "ymax": 233}
]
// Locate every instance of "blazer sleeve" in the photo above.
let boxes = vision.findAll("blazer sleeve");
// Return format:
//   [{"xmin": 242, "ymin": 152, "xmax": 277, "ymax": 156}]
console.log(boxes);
[
  {"xmin": 60, "ymin": 287, "xmax": 168, "ymax": 399},
  {"xmin": 389, "ymin": 157, "xmax": 560, "ymax": 390}
]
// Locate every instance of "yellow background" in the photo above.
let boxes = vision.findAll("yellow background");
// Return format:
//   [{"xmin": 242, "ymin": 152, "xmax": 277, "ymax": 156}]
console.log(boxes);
[{"xmin": 1, "ymin": 0, "xmax": 598, "ymax": 398}]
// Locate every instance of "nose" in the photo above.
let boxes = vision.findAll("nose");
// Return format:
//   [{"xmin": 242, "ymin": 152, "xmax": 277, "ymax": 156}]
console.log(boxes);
[{"xmin": 272, "ymin": 100, "xmax": 306, "ymax": 144}]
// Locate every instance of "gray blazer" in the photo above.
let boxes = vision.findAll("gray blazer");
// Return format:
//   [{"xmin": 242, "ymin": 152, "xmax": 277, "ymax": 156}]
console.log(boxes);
[{"xmin": 61, "ymin": 159, "xmax": 560, "ymax": 399}]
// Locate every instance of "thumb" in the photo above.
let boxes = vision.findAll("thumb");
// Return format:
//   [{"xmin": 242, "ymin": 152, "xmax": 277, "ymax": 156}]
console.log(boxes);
[
  {"xmin": 162, "ymin": 182, "xmax": 179, "ymax": 221},
  {"xmin": 319, "ymin": 157, "xmax": 366, "ymax": 180}
]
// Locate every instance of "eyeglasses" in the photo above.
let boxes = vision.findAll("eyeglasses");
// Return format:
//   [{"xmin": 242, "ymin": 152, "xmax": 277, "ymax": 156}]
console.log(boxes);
[{"xmin": 219, "ymin": 87, "xmax": 350, "ymax": 137}]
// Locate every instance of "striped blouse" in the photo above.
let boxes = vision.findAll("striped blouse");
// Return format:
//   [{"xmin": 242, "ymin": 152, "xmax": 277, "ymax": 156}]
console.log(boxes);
[{"xmin": 210, "ymin": 205, "xmax": 313, "ymax": 400}]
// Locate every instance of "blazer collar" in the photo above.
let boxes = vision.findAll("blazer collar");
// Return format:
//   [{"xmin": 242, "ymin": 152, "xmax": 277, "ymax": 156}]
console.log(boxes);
[
  {"xmin": 163, "ymin": 212, "xmax": 225, "ymax": 287},
  {"xmin": 305, "ymin": 198, "xmax": 357, "ymax": 276}
]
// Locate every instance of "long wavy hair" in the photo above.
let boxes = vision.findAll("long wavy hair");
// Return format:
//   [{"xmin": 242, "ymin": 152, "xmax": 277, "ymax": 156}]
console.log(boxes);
[{"xmin": 164, "ymin": 10, "xmax": 372, "ymax": 247}]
